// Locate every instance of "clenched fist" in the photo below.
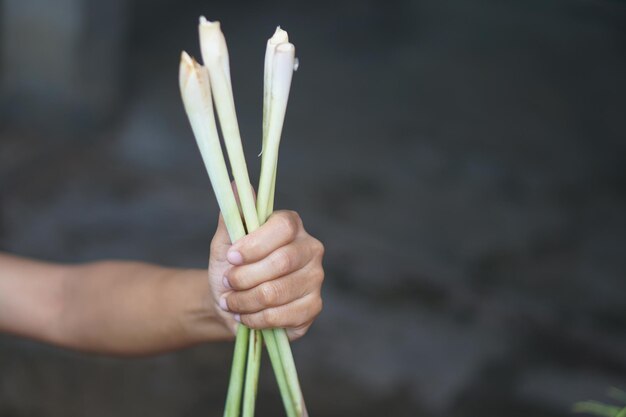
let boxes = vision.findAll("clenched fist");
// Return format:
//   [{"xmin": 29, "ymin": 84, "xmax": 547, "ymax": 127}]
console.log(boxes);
[{"xmin": 208, "ymin": 210, "xmax": 324, "ymax": 340}]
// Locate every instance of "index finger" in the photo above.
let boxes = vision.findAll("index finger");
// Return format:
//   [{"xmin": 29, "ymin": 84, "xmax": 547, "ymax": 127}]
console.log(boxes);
[{"xmin": 227, "ymin": 211, "xmax": 301, "ymax": 265}]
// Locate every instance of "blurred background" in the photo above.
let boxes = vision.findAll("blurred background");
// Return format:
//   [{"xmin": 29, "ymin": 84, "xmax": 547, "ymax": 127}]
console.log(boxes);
[{"xmin": 0, "ymin": 0, "xmax": 625, "ymax": 416}]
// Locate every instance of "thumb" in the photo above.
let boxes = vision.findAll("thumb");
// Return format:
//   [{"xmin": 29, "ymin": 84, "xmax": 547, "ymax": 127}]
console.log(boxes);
[
  {"xmin": 211, "ymin": 181, "xmax": 255, "ymax": 257},
  {"xmin": 210, "ymin": 213, "xmax": 233, "ymax": 261}
]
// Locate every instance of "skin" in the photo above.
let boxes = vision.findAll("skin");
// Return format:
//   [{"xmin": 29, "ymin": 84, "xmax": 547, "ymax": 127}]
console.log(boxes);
[{"xmin": 0, "ymin": 210, "xmax": 324, "ymax": 356}]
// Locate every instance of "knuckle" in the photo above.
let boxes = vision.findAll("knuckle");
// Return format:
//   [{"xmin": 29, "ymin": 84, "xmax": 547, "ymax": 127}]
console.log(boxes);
[
  {"xmin": 313, "ymin": 238, "xmax": 325, "ymax": 257},
  {"xmin": 293, "ymin": 314, "xmax": 309, "ymax": 329},
  {"xmin": 240, "ymin": 314, "xmax": 254, "ymax": 328},
  {"xmin": 227, "ymin": 268, "xmax": 245, "ymax": 290},
  {"xmin": 226, "ymin": 294, "xmax": 240, "ymax": 312},
  {"xmin": 277, "ymin": 211, "xmax": 300, "ymax": 240},
  {"xmin": 258, "ymin": 282, "xmax": 280, "ymax": 306},
  {"xmin": 312, "ymin": 266, "xmax": 325, "ymax": 286},
  {"xmin": 272, "ymin": 249, "xmax": 292, "ymax": 275},
  {"xmin": 241, "ymin": 235, "xmax": 259, "ymax": 257},
  {"xmin": 262, "ymin": 308, "xmax": 280, "ymax": 328},
  {"xmin": 209, "ymin": 236, "xmax": 221, "ymax": 253},
  {"xmin": 312, "ymin": 296, "xmax": 323, "ymax": 318},
  {"xmin": 291, "ymin": 326, "xmax": 308, "ymax": 340}
]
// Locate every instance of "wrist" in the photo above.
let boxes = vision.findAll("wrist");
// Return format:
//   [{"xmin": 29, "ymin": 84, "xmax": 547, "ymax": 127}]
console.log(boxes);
[{"xmin": 173, "ymin": 268, "xmax": 235, "ymax": 343}]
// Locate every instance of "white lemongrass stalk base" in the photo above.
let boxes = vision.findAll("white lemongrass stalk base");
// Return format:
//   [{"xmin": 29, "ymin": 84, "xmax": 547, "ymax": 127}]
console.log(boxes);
[
  {"xmin": 181, "ymin": 20, "xmax": 307, "ymax": 417},
  {"xmin": 258, "ymin": 28, "xmax": 306, "ymax": 417},
  {"xmin": 179, "ymin": 52, "xmax": 253, "ymax": 417},
  {"xmin": 262, "ymin": 27, "xmax": 289, "ymax": 157},
  {"xmin": 257, "ymin": 42, "xmax": 295, "ymax": 222},
  {"xmin": 179, "ymin": 52, "xmax": 246, "ymax": 243},
  {"xmin": 197, "ymin": 22, "xmax": 270, "ymax": 417},
  {"xmin": 199, "ymin": 18, "xmax": 260, "ymax": 234}
]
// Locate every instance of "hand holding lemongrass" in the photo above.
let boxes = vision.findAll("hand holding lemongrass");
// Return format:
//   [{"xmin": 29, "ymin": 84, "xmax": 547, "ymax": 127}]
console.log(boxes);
[
  {"xmin": 209, "ymin": 210, "xmax": 324, "ymax": 340},
  {"xmin": 0, "ymin": 227, "xmax": 323, "ymax": 356},
  {"xmin": 181, "ymin": 18, "xmax": 311, "ymax": 417}
]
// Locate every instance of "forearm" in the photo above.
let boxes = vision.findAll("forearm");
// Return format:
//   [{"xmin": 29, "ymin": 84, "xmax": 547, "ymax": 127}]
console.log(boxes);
[
  {"xmin": 0, "ymin": 254, "xmax": 67, "ymax": 344},
  {"xmin": 0, "ymin": 254, "xmax": 233, "ymax": 356},
  {"xmin": 60, "ymin": 261, "xmax": 234, "ymax": 355}
]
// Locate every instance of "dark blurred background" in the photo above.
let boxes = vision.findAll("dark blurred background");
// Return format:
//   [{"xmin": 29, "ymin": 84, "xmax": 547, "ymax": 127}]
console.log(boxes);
[{"xmin": 1, "ymin": 0, "xmax": 625, "ymax": 416}]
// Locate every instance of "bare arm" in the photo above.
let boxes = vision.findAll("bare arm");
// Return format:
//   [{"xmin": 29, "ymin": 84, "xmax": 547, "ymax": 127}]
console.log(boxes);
[
  {"xmin": 0, "ymin": 253, "xmax": 230, "ymax": 355},
  {"xmin": 0, "ymin": 211, "xmax": 324, "ymax": 356}
]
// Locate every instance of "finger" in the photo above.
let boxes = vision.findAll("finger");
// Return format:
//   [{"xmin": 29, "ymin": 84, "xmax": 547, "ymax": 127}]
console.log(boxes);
[
  {"xmin": 225, "ymin": 238, "xmax": 314, "ymax": 290},
  {"xmin": 237, "ymin": 292, "xmax": 323, "ymax": 330},
  {"xmin": 224, "ymin": 267, "xmax": 320, "ymax": 314},
  {"xmin": 286, "ymin": 320, "xmax": 315, "ymax": 341},
  {"xmin": 227, "ymin": 210, "xmax": 302, "ymax": 265}
]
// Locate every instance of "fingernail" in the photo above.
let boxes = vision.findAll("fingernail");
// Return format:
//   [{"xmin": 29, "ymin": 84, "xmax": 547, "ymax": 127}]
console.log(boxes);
[
  {"xmin": 233, "ymin": 314, "xmax": 241, "ymax": 323},
  {"xmin": 219, "ymin": 296, "xmax": 229, "ymax": 312},
  {"xmin": 227, "ymin": 250, "xmax": 244, "ymax": 265},
  {"xmin": 222, "ymin": 276, "xmax": 232, "ymax": 289}
]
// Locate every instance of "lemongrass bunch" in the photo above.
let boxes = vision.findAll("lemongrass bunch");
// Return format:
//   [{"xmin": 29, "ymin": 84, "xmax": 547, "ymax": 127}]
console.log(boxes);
[{"xmin": 179, "ymin": 18, "xmax": 305, "ymax": 417}]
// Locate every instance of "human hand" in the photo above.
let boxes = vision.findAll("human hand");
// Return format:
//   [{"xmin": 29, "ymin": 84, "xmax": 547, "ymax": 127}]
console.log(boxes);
[{"xmin": 208, "ymin": 210, "xmax": 324, "ymax": 340}]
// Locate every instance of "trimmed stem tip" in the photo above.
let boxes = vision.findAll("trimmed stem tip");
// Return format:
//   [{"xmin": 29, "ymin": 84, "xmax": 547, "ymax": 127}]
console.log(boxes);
[
  {"xmin": 199, "ymin": 17, "xmax": 260, "ymax": 234},
  {"xmin": 257, "ymin": 33, "xmax": 296, "ymax": 223},
  {"xmin": 178, "ymin": 51, "xmax": 245, "ymax": 242}
]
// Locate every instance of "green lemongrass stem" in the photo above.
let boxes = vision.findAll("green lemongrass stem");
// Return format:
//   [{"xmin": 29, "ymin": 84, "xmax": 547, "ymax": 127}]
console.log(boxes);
[
  {"xmin": 199, "ymin": 17, "xmax": 260, "ymax": 233},
  {"xmin": 226, "ymin": 324, "xmax": 250, "ymax": 417},
  {"xmin": 199, "ymin": 19, "xmax": 301, "ymax": 417},
  {"xmin": 178, "ymin": 52, "xmax": 250, "ymax": 417},
  {"xmin": 242, "ymin": 330, "xmax": 263, "ymax": 417},
  {"xmin": 267, "ymin": 168, "xmax": 277, "ymax": 214},
  {"xmin": 257, "ymin": 41, "xmax": 296, "ymax": 223},
  {"xmin": 257, "ymin": 31, "xmax": 307, "ymax": 416},
  {"xmin": 198, "ymin": 20, "xmax": 265, "ymax": 416},
  {"xmin": 274, "ymin": 329, "xmax": 306, "ymax": 416},
  {"xmin": 262, "ymin": 329, "xmax": 297, "ymax": 417},
  {"xmin": 179, "ymin": 53, "xmax": 246, "ymax": 242}
]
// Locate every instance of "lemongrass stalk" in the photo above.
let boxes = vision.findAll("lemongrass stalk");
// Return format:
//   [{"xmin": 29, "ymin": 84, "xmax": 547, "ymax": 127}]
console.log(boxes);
[
  {"xmin": 225, "ymin": 324, "xmax": 250, "ymax": 417},
  {"xmin": 198, "ymin": 17, "xmax": 259, "ymax": 233},
  {"xmin": 267, "ymin": 169, "xmax": 277, "ymax": 214},
  {"xmin": 178, "ymin": 52, "xmax": 250, "ymax": 417},
  {"xmin": 198, "ymin": 19, "xmax": 266, "ymax": 417},
  {"xmin": 242, "ymin": 326, "xmax": 262, "ymax": 417},
  {"xmin": 261, "ymin": 27, "xmax": 289, "ymax": 158},
  {"xmin": 263, "ymin": 329, "xmax": 297, "ymax": 417},
  {"xmin": 242, "ymin": 329, "xmax": 263, "ymax": 417},
  {"xmin": 179, "ymin": 53, "xmax": 246, "ymax": 242},
  {"xmin": 257, "ymin": 30, "xmax": 307, "ymax": 416},
  {"xmin": 257, "ymin": 42, "xmax": 295, "ymax": 223},
  {"xmin": 261, "ymin": 28, "xmax": 288, "ymax": 218},
  {"xmin": 274, "ymin": 328, "xmax": 306, "ymax": 416}
]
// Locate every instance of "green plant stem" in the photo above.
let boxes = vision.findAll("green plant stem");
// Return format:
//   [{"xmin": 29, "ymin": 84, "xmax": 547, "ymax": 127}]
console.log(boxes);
[
  {"xmin": 224, "ymin": 324, "xmax": 250, "ymax": 417},
  {"xmin": 609, "ymin": 388, "xmax": 626, "ymax": 403},
  {"xmin": 274, "ymin": 329, "xmax": 306, "ymax": 416},
  {"xmin": 179, "ymin": 53, "xmax": 252, "ymax": 417},
  {"xmin": 257, "ymin": 33, "xmax": 306, "ymax": 417},
  {"xmin": 199, "ymin": 19, "xmax": 259, "ymax": 233},
  {"xmin": 242, "ymin": 329, "xmax": 263, "ymax": 417},
  {"xmin": 198, "ymin": 21, "xmax": 266, "ymax": 417},
  {"xmin": 262, "ymin": 329, "xmax": 297, "ymax": 417}
]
